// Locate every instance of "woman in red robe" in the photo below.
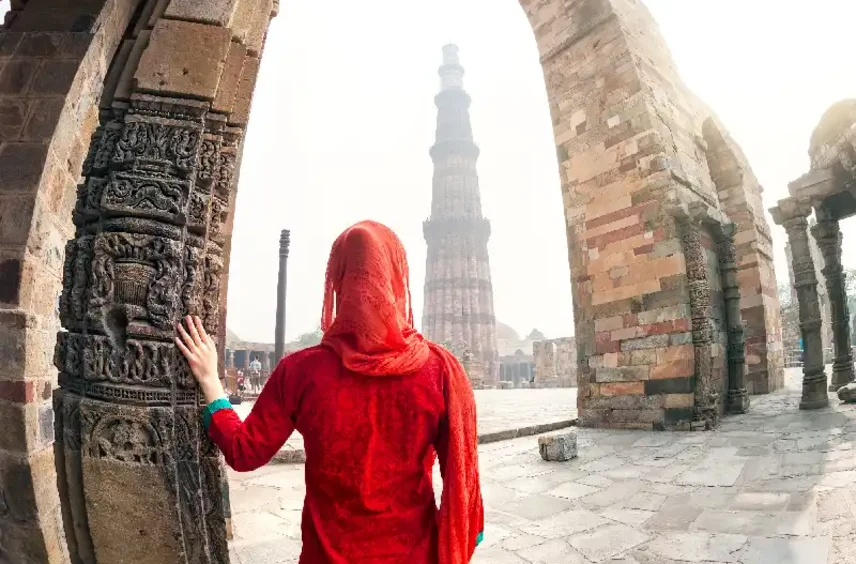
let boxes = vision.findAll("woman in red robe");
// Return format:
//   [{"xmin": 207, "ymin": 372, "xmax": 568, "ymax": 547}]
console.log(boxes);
[{"xmin": 176, "ymin": 220, "xmax": 484, "ymax": 564}]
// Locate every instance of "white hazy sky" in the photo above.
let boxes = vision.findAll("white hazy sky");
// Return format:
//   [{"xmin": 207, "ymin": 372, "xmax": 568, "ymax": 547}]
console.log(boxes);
[{"xmin": 3, "ymin": 1, "xmax": 854, "ymax": 343}]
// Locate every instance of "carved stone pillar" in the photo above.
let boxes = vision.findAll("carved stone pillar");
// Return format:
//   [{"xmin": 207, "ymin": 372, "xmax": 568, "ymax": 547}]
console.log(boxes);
[
  {"xmin": 679, "ymin": 220, "xmax": 718, "ymax": 428},
  {"xmin": 228, "ymin": 349, "xmax": 235, "ymax": 369},
  {"xmin": 783, "ymin": 214, "xmax": 829, "ymax": 409},
  {"xmin": 811, "ymin": 214, "xmax": 855, "ymax": 391},
  {"xmin": 55, "ymin": 93, "xmax": 235, "ymax": 564},
  {"xmin": 52, "ymin": 1, "xmax": 276, "ymax": 559},
  {"xmin": 274, "ymin": 229, "xmax": 291, "ymax": 363},
  {"xmin": 715, "ymin": 226, "xmax": 749, "ymax": 413}
]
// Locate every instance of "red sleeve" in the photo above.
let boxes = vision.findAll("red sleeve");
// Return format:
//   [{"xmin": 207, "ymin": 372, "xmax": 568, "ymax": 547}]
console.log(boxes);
[{"xmin": 208, "ymin": 359, "xmax": 297, "ymax": 472}]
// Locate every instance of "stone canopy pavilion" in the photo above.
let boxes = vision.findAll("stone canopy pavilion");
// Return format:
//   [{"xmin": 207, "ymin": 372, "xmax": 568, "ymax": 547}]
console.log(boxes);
[{"xmin": 770, "ymin": 100, "xmax": 856, "ymax": 410}]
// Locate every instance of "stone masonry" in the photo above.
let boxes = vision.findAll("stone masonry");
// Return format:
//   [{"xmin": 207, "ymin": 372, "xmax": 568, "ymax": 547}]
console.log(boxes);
[
  {"xmin": 0, "ymin": 0, "xmax": 276, "ymax": 562},
  {"xmin": 0, "ymin": 0, "xmax": 790, "ymax": 561},
  {"xmin": 520, "ymin": 0, "xmax": 780, "ymax": 430},
  {"xmin": 422, "ymin": 45, "xmax": 500, "ymax": 386}
]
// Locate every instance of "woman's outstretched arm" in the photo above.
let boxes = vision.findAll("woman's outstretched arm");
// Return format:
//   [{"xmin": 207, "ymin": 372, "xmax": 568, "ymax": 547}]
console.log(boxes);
[{"xmin": 176, "ymin": 316, "xmax": 295, "ymax": 471}]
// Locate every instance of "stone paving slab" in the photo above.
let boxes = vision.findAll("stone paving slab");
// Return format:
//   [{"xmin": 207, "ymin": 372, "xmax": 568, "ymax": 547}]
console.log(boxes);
[{"xmin": 227, "ymin": 369, "xmax": 856, "ymax": 563}]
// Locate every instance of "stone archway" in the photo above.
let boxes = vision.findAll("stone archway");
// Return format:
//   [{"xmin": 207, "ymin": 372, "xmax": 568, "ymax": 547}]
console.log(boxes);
[
  {"xmin": 0, "ymin": 0, "xmax": 274, "ymax": 562},
  {"xmin": 0, "ymin": 0, "xmax": 782, "ymax": 561}
]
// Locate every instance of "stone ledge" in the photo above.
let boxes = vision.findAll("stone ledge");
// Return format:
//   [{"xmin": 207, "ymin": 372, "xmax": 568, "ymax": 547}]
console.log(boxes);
[{"xmin": 267, "ymin": 418, "xmax": 579, "ymax": 465}]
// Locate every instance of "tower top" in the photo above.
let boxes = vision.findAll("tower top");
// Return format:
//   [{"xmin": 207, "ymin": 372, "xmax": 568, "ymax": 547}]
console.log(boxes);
[{"xmin": 439, "ymin": 44, "xmax": 464, "ymax": 92}]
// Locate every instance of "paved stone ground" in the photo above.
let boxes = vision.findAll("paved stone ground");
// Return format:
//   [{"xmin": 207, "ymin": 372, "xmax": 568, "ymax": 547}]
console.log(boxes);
[
  {"xmin": 228, "ymin": 369, "xmax": 856, "ymax": 563},
  {"xmin": 232, "ymin": 387, "xmax": 578, "ymax": 453}
]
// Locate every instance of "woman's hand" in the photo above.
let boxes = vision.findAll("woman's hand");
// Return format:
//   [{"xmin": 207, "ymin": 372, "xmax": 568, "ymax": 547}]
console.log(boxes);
[{"xmin": 176, "ymin": 316, "xmax": 224, "ymax": 404}]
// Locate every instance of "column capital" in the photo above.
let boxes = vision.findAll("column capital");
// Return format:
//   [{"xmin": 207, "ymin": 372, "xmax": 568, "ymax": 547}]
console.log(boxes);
[{"xmin": 769, "ymin": 197, "xmax": 811, "ymax": 228}]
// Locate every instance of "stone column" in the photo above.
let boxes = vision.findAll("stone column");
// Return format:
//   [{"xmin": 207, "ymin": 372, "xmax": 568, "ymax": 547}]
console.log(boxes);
[
  {"xmin": 782, "ymin": 213, "xmax": 829, "ymax": 409},
  {"xmin": 227, "ymin": 349, "xmax": 235, "ymax": 369},
  {"xmin": 716, "ymin": 226, "xmax": 749, "ymax": 413},
  {"xmin": 811, "ymin": 215, "xmax": 855, "ymax": 391},
  {"xmin": 52, "ymin": 1, "xmax": 277, "ymax": 561},
  {"xmin": 678, "ymin": 218, "xmax": 718, "ymax": 429},
  {"xmin": 274, "ymin": 229, "xmax": 291, "ymax": 363}
]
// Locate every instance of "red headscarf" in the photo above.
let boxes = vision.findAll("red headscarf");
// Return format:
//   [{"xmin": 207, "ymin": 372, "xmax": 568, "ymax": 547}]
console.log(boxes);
[{"xmin": 321, "ymin": 220, "xmax": 484, "ymax": 564}]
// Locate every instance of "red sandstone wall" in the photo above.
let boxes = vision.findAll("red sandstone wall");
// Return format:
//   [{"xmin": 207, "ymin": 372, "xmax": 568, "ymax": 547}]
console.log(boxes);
[{"xmin": 521, "ymin": 0, "xmax": 781, "ymax": 428}]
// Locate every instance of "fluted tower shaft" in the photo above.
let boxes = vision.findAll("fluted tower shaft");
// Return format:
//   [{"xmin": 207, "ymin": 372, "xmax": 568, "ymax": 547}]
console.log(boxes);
[{"xmin": 423, "ymin": 45, "xmax": 499, "ymax": 386}]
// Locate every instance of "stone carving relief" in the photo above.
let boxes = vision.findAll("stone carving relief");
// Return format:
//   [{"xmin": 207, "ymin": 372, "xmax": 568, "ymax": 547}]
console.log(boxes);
[{"xmin": 56, "ymin": 95, "xmax": 239, "ymax": 563}]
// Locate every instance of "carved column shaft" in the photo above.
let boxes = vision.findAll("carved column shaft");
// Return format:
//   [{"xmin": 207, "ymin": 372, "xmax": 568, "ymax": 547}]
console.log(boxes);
[
  {"xmin": 274, "ymin": 229, "xmax": 290, "ymax": 363},
  {"xmin": 784, "ymin": 214, "xmax": 829, "ymax": 409},
  {"xmin": 716, "ymin": 229, "xmax": 749, "ymax": 414},
  {"xmin": 812, "ymin": 216, "xmax": 855, "ymax": 391},
  {"xmin": 680, "ymin": 220, "xmax": 718, "ymax": 428}
]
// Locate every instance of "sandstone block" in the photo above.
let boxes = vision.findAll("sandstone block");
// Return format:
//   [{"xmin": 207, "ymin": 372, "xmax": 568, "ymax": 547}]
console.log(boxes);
[
  {"xmin": 134, "ymin": 19, "xmax": 231, "ymax": 100},
  {"xmin": 664, "ymin": 393, "xmax": 694, "ymax": 409},
  {"xmin": 164, "ymin": 0, "xmax": 240, "ymax": 27},
  {"xmin": 0, "ymin": 195, "xmax": 37, "ymax": 245},
  {"xmin": 538, "ymin": 431, "xmax": 577, "ymax": 462},
  {"xmin": 0, "ymin": 59, "xmax": 38, "ymax": 94},
  {"xmin": 651, "ymin": 359, "xmax": 693, "ymax": 380},
  {"xmin": 212, "ymin": 41, "xmax": 246, "ymax": 114},
  {"xmin": 670, "ymin": 332, "xmax": 693, "ymax": 345},
  {"xmin": 30, "ymin": 59, "xmax": 80, "ymax": 95},
  {"xmin": 645, "ymin": 377, "xmax": 694, "ymax": 395},
  {"xmin": 0, "ymin": 400, "xmax": 32, "ymax": 452},
  {"xmin": 0, "ymin": 380, "xmax": 35, "ymax": 403},
  {"xmin": 596, "ymin": 365, "xmax": 649, "ymax": 383},
  {"xmin": 229, "ymin": 54, "xmax": 259, "ymax": 125},
  {"xmin": 621, "ymin": 334, "xmax": 669, "ymax": 351},
  {"xmin": 0, "ymin": 142, "xmax": 49, "ymax": 192},
  {"xmin": 630, "ymin": 349, "xmax": 657, "ymax": 365},
  {"xmin": 837, "ymin": 382, "xmax": 856, "ymax": 403},
  {"xmin": 0, "ymin": 99, "xmax": 29, "ymax": 141},
  {"xmin": 600, "ymin": 381, "xmax": 644, "ymax": 396},
  {"xmin": 16, "ymin": 32, "xmax": 63, "ymax": 57},
  {"xmin": 21, "ymin": 98, "xmax": 63, "ymax": 141}
]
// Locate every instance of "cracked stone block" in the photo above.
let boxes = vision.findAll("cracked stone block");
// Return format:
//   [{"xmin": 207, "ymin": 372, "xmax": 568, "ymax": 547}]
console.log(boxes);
[{"xmin": 539, "ymin": 431, "xmax": 577, "ymax": 462}]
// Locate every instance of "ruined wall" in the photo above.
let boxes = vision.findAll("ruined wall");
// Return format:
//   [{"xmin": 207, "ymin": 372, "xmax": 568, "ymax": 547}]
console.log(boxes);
[
  {"xmin": 533, "ymin": 337, "xmax": 577, "ymax": 386},
  {"xmin": 520, "ymin": 0, "xmax": 779, "ymax": 429}
]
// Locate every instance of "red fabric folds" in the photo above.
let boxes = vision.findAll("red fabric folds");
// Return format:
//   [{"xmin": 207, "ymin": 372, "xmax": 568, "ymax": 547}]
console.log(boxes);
[{"xmin": 320, "ymin": 220, "xmax": 484, "ymax": 564}]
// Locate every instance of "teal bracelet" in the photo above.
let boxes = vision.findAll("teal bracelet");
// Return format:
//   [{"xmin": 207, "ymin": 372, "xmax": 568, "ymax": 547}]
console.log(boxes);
[
  {"xmin": 202, "ymin": 398, "xmax": 233, "ymax": 431},
  {"xmin": 476, "ymin": 531, "xmax": 484, "ymax": 547}
]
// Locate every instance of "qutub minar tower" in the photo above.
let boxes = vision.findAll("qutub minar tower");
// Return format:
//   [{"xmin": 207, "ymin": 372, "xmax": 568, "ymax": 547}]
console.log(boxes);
[{"xmin": 422, "ymin": 44, "xmax": 499, "ymax": 387}]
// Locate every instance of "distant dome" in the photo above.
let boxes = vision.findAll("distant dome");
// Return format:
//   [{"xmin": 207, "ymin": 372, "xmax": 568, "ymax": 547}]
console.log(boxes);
[{"xmin": 495, "ymin": 321, "xmax": 520, "ymax": 341}]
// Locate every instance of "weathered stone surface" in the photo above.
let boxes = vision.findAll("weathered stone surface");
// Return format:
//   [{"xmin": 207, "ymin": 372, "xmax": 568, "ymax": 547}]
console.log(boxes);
[
  {"xmin": 164, "ymin": 0, "xmax": 240, "ymax": 27},
  {"xmin": 212, "ymin": 41, "xmax": 247, "ymax": 114},
  {"xmin": 837, "ymin": 382, "xmax": 856, "ymax": 402},
  {"xmin": 134, "ymin": 18, "xmax": 231, "ymax": 99},
  {"xmin": 538, "ymin": 431, "xmax": 577, "ymax": 462}
]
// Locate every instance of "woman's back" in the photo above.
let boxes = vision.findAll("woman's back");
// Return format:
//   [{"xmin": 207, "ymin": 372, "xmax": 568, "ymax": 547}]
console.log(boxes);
[
  {"xmin": 188, "ymin": 221, "xmax": 482, "ymax": 564},
  {"xmin": 290, "ymin": 345, "xmax": 446, "ymax": 562}
]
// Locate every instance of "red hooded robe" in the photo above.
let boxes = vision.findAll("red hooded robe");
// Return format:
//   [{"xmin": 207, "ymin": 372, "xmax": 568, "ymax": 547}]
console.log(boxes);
[{"xmin": 204, "ymin": 220, "xmax": 484, "ymax": 563}]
